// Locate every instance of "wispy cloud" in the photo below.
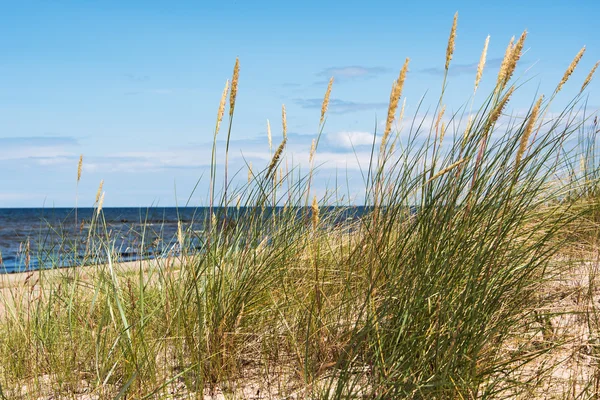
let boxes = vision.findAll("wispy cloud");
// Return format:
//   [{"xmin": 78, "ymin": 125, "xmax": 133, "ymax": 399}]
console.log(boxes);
[
  {"xmin": 124, "ymin": 88, "xmax": 175, "ymax": 96},
  {"xmin": 295, "ymin": 98, "xmax": 388, "ymax": 114},
  {"xmin": 315, "ymin": 65, "xmax": 389, "ymax": 84},
  {"xmin": 124, "ymin": 73, "xmax": 150, "ymax": 82},
  {"xmin": 0, "ymin": 136, "xmax": 78, "ymax": 147},
  {"xmin": 0, "ymin": 136, "xmax": 79, "ymax": 161},
  {"xmin": 326, "ymin": 131, "xmax": 378, "ymax": 149},
  {"xmin": 419, "ymin": 58, "xmax": 504, "ymax": 77}
]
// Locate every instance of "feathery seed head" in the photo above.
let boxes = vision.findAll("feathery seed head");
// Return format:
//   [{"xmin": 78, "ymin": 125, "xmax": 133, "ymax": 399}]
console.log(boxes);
[
  {"xmin": 267, "ymin": 119, "xmax": 272, "ymax": 151},
  {"xmin": 268, "ymin": 138, "xmax": 287, "ymax": 178},
  {"xmin": 497, "ymin": 36, "xmax": 515, "ymax": 89},
  {"xmin": 445, "ymin": 12, "xmax": 458, "ymax": 71},
  {"xmin": 382, "ymin": 58, "xmax": 410, "ymax": 152},
  {"xmin": 503, "ymin": 31, "xmax": 527, "ymax": 87},
  {"xmin": 435, "ymin": 105, "xmax": 446, "ymax": 136},
  {"xmin": 485, "ymin": 86, "xmax": 515, "ymax": 137},
  {"xmin": 311, "ymin": 196, "xmax": 319, "ymax": 231},
  {"xmin": 558, "ymin": 46, "xmax": 586, "ymax": 93},
  {"xmin": 309, "ymin": 139, "xmax": 316, "ymax": 163},
  {"xmin": 97, "ymin": 192, "xmax": 105, "ymax": 215},
  {"xmin": 77, "ymin": 154, "xmax": 83, "ymax": 183},
  {"xmin": 216, "ymin": 79, "xmax": 229, "ymax": 134},
  {"xmin": 440, "ymin": 122, "xmax": 447, "ymax": 144},
  {"xmin": 177, "ymin": 220, "xmax": 183, "ymax": 248},
  {"xmin": 95, "ymin": 180, "xmax": 104, "ymax": 204},
  {"xmin": 515, "ymin": 95, "xmax": 543, "ymax": 168},
  {"xmin": 462, "ymin": 115, "xmax": 473, "ymax": 146},
  {"xmin": 248, "ymin": 162, "xmax": 253, "ymax": 183},
  {"xmin": 320, "ymin": 77, "xmax": 334, "ymax": 126},
  {"xmin": 581, "ymin": 61, "xmax": 599, "ymax": 93},
  {"xmin": 236, "ymin": 195, "xmax": 241, "ymax": 211},
  {"xmin": 475, "ymin": 35, "xmax": 490, "ymax": 92},
  {"xmin": 282, "ymin": 104, "xmax": 287, "ymax": 140},
  {"xmin": 229, "ymin": 58, "xmax": 240, "ymax": 116}
]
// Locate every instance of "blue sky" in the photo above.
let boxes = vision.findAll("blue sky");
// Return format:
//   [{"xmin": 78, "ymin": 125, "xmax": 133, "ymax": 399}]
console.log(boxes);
[{"xmin": 0, "ymin": 0, "xmax": 599, "ymax": 207}]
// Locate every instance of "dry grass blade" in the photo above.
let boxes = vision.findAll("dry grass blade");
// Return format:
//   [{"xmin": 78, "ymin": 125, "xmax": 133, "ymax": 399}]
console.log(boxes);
[{"xmin": 426, "ymin": 158, "xmax": 468, "ymax": 184}]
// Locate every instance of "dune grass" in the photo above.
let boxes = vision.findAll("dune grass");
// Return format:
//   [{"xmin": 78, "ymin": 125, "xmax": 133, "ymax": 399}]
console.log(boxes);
[{"xmin": 1, "ymin": 16, "xmax": 600, "ymax": 399}]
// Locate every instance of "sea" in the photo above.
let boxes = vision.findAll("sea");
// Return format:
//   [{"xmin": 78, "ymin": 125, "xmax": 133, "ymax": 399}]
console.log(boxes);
[
  {"xmin": 0, "ymin": 206, "xmax": 367, "ymax": 274},
  {"xmin": 0, "ymin": 207, "xmax": 206, "ymax": 273}
]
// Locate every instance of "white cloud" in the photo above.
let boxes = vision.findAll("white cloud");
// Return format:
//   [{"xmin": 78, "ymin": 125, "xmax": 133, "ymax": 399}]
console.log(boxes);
[{"xmin": 326, "ymin": 131, "xmax": 378, "ymax": 149}]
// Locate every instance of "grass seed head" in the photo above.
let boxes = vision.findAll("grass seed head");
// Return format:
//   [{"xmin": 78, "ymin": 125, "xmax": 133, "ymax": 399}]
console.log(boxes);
[
  {"xmin": 581, "ymin": 61, "xmax": 599, "ymax": 92},
  {"xmin": 435, "ymin": 105, "xmax": 446, "ymax": 137},
  {"xmin": 177, "ymin": 220, "xmax": 183, "ymax": 248},
  {"xmin": 309, "ymin": 138, "xmax": 316, "ymax": 163},
  {"xmin": 516, "ymin": 95, "xmax": 543, "ymax": 168},
  {"xmin": 229, "ymin": 58, "xmax": 240, "ymax": 116},
  {"xmin": 440, "ymin": 122, "xmax": 447, "ymax": 144},
  {"xmin": 282, "ymin": 104, "xmax": 287, "ymax": 140},
  {"xmin": 216, "ymin": 79, "xmax": 229, "ymax": 134},
  {"xmin": 248, "ymin": 162, "xmax": 253, "ymax": 183},
  {"xmin": 485, "ymin": 86, "xmax": 515, "ymax": 137},
  {"xmin": 97, "ymin": 192, "xmax": 105, "ymax": 215},
  {"xmin": 497, "ymin": 36, "xmax": 515, "ymax": 89},
  {"xmin": 383, "ymin": 58, "xmax": 409, "ymax": 152},
  {"xmin": 462, "ymin": 115, "xmax": 473, "ymax": 146},
  {"xmin": 558, "ymin": 46, "xmax": 586, "ymax": 93},
  {"xmin": 267, "ymin": 119, "xmax": 272, "ymax": 151},
  {"xmin": 320, "ymin": 77, "xmax": 334, "ymax": 126},
  {"xmin": 95, "ymin": 180, "xmax": 104, "ymax": 204},
  {"xmin": 503, "ymin": 30, "xmax": 527, "ymax": 87},
  {"xmin": 268, "ymin": 138, "xmax": 287, "ymax": 177},
  {"xmin": 475, "ymin": 35, "xmax": 490, "ymax": 92},
  {"xmin": 311, "ymin": 196, "xmax": 319, "ymax": 231},
  {"xmin": 445, "ymin": 12, "xmax": 458, "ymax": 71},
  {"xmin": 77, "ymin": 154, "xmax": 83, "ymax": 183}
]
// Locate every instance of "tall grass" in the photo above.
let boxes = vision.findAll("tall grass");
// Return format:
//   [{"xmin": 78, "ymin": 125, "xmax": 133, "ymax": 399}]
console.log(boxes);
[{"xmin": 0, "ymin": 17, "xmax": 599, "ymax": 399}]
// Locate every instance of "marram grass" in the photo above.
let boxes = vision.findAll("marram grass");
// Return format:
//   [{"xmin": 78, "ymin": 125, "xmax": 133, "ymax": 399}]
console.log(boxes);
[{"xmin": 0, "ymin": 17, "xmax": 600, "ymax": 400}]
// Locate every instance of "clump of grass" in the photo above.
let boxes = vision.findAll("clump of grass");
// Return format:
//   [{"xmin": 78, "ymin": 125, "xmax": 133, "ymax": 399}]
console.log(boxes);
[{"xmin": 0, "ymin": 15, "xmax": 598, "ymax": 400}]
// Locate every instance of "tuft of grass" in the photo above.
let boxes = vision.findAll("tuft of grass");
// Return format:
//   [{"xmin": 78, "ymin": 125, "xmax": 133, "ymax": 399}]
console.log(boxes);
[{"xmin": 0, "ymin": 15, "xmax": 599, "ymax": 399}]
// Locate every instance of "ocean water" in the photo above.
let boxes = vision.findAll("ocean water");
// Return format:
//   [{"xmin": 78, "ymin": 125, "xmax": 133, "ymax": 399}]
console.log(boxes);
[
  {"xmin": 0, "ymin": 207, "xmax": 205, "ymax": 273},
  {"xmin": 0, "ymin": 206, "xmax": 367, "ymax": 273}
]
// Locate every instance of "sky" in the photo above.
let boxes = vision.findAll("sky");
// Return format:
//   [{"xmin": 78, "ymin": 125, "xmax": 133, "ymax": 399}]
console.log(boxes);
[{"xmin": 0, "ymin": 0, "xmax": 599, "ymax": 207}]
